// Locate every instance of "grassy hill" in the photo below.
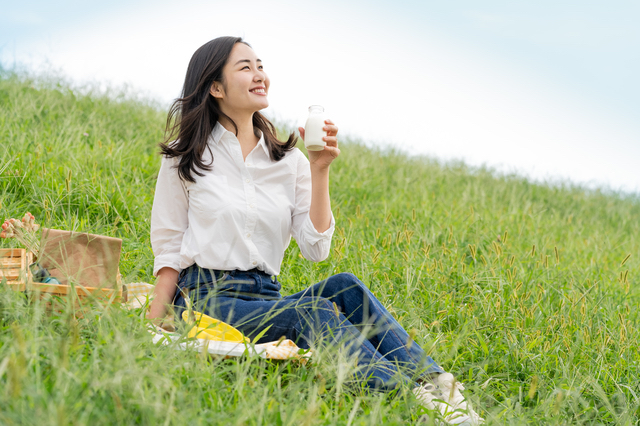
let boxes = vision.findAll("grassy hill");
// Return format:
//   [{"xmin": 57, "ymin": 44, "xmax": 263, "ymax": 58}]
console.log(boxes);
[{"xmin": 1, "ymin": 71, "xmax": 639, "ymax": 425}]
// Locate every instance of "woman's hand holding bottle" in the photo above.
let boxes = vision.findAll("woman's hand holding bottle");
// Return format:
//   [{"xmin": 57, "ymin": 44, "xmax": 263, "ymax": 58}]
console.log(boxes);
[{"xmin": 298, "ymin": 118, "xmax": 340, "ymax": 170}]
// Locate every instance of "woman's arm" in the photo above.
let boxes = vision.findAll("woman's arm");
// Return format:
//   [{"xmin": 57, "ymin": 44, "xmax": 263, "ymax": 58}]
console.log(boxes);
[
  {"xmin": 309, "ymin": 166, "xmax": 332, "ymax": 232},
  {"xmin": 299, "ymin": 119, "xmax": 340, "ymax": 233},
  {"xmin": 148, "ymin": 154, "xmax": 189, "ymax": 324},
  {"xmin": 148, "ymin": 267, "xmax": 180, "ymax": 324}
]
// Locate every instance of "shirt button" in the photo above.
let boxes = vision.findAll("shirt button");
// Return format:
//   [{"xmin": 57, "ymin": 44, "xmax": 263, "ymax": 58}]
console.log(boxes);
[
  {"xmin": 245, "ymin": 178, "xmax": 250, "ymax": 183},
  {"xmin": 246, "ymin": 233, "xmax": 251, "ymax": 238},
  {"xmin": 250, "ymin": 204, "xmax": 255, "ymax": 208},
  {"xmin": 252, "ymin": 261, "xmax": 257, "ymax": 266},
  {"xmin": 247, "ymin": 163, "xmax": 252, "ymax": 167}
]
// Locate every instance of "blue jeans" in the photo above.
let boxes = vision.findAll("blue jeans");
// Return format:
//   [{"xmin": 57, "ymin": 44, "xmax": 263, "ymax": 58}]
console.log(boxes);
[{"xmin": 173, "ymin": 265, "xmax": 444, "ymax": 390}]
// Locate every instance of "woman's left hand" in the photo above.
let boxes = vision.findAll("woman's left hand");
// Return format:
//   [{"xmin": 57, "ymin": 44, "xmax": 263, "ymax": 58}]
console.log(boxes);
[{"xmin": 298, "ymin": 119, "xmax": 340, "ymax": 170}]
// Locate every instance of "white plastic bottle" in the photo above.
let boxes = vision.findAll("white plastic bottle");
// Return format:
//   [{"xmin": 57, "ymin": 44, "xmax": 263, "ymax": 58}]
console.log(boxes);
[{"xmin": 304, "ymin": 105, "xmax": 326, "ymax": 151}]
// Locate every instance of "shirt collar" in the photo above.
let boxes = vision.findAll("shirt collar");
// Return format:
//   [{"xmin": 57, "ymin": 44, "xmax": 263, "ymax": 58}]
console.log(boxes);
[
  {"xmin": 212, "ymin": 122, "xmax": 269, "ymax": 158},
  {"xmin": 255, "ymin": 129, "xmax": 270, "ymax": 157},
  {"xmin": 211, "ymin": 121, "xmax": 229, "ymax": 145}
]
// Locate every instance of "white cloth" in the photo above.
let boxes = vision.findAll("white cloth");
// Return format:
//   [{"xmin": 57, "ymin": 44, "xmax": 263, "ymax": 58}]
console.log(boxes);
[{"xmin": 151, "ymin": 122, "xmax": 334, "ymax": 277}]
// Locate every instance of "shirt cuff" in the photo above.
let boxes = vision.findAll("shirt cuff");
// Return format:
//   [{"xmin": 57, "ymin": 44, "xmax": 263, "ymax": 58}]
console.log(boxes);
[
  {"xmin": 153, "ymin": 255, "xmax": 182, "ymax": 277},
  {"xmin": 300, "ymin": 212, "xmax": 335, "ymax": 245}
]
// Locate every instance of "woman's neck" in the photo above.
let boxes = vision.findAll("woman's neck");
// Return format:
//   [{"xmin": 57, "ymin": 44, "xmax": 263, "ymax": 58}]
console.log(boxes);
[{"xmin": 218, "ymin": 112, "xmax": 259, "ymax": 160}]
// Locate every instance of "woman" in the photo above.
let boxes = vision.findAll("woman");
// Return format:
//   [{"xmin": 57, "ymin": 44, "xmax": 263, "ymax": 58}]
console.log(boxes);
[{"xmin": 148, "ymin": 36, "xmax": 483, "ymax": 425}]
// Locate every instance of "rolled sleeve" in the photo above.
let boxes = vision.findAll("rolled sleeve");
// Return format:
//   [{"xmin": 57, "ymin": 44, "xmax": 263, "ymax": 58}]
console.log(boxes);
[
  {"xmin": 150, "ymin": 155, "xmax": 189, "ymax": 276},
  {"xmin": 291, "ymin": 151, "xmax": 335, "ymax": 262},
  {"xmin": 297, "ymin": 212, "xmax": 335, "ymax": 261}
]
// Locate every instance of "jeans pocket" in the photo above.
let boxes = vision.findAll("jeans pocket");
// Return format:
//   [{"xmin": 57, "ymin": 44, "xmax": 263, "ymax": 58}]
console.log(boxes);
[{"xmin": 215, "ymin": 271, "xmax": 230, "ymax": 283}]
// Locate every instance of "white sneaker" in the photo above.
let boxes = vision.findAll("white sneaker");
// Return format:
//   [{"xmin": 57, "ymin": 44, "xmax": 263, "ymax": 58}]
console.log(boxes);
[{"xmin": 413, "ymin": 373, "xmax": 484, "ymax": 425}]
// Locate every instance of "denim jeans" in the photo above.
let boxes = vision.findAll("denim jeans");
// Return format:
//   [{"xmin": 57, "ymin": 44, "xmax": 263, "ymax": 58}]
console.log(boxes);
[{"xmin": 173, "ymin": 265, "xmax": 444, "ymax": 390}]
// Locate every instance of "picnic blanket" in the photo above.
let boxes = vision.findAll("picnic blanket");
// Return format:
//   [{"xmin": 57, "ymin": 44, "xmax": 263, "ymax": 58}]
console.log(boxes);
[
  {"xmin": 150, "ymin": 329, "xmax": 311, "ymax": 360},
  {"xmin": 125, "ymin": 282, "xmax": 312, "ymax": 361}
]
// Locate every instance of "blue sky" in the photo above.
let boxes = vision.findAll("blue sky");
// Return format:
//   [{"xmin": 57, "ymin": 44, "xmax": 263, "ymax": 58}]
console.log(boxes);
[
  {"xmin": 2, "ymin": 0, "xmax": 639, "ymax": 193},
  {"xmin": 401, "ymin": 1, "xmax": 640, "ymax": 123}
]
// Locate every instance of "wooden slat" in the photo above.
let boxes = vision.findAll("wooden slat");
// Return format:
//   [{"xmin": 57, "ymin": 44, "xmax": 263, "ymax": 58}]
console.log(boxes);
[
  {"xmin": 30, "ymin": 282, "xmax": 122, "ymax": 299},
  {"xmin": 0, "ymin": 248, "xmax": 25, "ymax": 263},
  {"xmin": 0, "ymin": 258, "xmax": 21, "ymax": 267},
  {"xmin": 1, "ymin": 270, "xmax": 20, "ymax": 280},
  {"xmin": 4, "ymin": 282, "xmax": 26, "ymax": 291}
]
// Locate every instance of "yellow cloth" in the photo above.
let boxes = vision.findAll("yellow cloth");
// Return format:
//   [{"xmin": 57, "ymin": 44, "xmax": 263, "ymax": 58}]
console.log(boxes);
[{"xmin": 125, "ymin": 282, "xmax": 155, "ymax": 309}]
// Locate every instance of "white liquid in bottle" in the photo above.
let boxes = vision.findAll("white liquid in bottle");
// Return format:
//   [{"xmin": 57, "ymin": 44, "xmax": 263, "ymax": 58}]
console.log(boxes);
[{"xmin": 304, "ymin": 105, "xmax": 326, "ymax": 151}]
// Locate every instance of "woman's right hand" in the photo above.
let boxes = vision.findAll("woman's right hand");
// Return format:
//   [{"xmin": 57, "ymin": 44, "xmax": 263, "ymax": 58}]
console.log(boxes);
[{"xmin": 147, "ymin": 267, "xmax": 180, "ymax": 324}]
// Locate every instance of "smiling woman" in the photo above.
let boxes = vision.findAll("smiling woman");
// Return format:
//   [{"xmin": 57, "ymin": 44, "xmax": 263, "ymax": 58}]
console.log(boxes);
[
  {"xmin": 159, "ymin": 37, "xmax": 297, "ymax": 183},
  {"xmin": 147, "ymin": 35, "xmax": 483, "ymax": 425}
]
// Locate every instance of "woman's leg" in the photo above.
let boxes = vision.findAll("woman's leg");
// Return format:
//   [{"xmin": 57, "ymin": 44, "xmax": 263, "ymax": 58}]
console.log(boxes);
[
  {"xmin": 174, "ymin": 267, "xmax": 483, "ymax": 422},
  {"xmin": 285, "ymin": 274, "xmax": 484, "ymax": 424},
  {"xmin": 285, "ymin": 272, "xmax": 444, "ymax": 380},
  {"xmin": 173, "ymin": 268, "xmax": 413, "ymax": 390},
  {"xmin": 224, "ymin": 295, "xmax": 414, "ymax": 390}
]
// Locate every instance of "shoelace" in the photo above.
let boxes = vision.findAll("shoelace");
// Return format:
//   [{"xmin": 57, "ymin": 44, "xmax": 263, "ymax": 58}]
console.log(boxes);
[{"xmin": 415, "ymin": 383, "xmax": 439, "ymax": 400}]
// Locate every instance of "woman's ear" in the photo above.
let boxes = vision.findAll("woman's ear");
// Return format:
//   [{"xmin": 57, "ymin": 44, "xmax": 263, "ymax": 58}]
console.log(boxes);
[{"xmin": 210, "ymin": 82, "xmax": 224, "ymax": 99}]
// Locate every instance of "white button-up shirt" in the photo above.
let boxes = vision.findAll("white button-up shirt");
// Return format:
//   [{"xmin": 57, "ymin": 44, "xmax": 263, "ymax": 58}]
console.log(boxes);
[{"xmin": 151, "ymin": 122, "xmax": 335, "ymax": 276}]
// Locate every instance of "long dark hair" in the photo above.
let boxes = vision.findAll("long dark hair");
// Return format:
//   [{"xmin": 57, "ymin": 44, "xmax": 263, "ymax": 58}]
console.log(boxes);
[{"xmin": 159, "ymin": 36, "xmax": 297, "ymax": 183}]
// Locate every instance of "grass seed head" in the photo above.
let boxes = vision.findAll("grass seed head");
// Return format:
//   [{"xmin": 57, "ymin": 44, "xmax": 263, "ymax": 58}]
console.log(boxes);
[{"xmin": 620, "ymin": 254, "xmax": 631, "ymax": 267}]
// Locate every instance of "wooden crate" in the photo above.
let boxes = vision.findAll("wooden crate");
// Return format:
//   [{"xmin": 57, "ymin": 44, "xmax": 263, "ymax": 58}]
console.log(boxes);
[
  {"xmin": 0, "ymin": 248, "xmax": 33, "ymax": 291},
  {"xmin": 1, "ymin": 248, "xmax": 123, "ymax": 306}
]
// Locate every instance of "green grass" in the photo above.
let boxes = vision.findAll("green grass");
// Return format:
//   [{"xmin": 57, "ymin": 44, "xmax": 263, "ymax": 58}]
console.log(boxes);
[{"xmin": 1, "ymin": 70, "xmax": 639, "ymax": 425}]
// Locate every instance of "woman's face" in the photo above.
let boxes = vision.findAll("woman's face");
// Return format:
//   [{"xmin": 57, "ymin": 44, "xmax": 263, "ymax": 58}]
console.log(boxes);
[{"xmin": 211, "ymin": 43, "xmax": 270, "ymax": 115}]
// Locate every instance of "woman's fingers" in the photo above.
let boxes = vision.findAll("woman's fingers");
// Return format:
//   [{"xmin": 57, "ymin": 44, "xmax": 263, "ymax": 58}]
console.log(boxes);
[
  {"xmin": 323, "ymin": 126, "xmax": 338, "ymax": 136},
  {"xmin": 323, "ymin": 119, "xmax": 338, "ymax": 136},
  {"xmin": 322, "ymin": 119, "xmax": 338, "ymax": 146},
  {"xmin": 322, "ymin": 135, "xmax": 338, "ymax": 146}
]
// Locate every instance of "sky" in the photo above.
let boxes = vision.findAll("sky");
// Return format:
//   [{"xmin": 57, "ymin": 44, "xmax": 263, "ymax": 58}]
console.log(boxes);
[{"xmin": 2, "ymin": 0, "xmax": 639, "ymax": 194}]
